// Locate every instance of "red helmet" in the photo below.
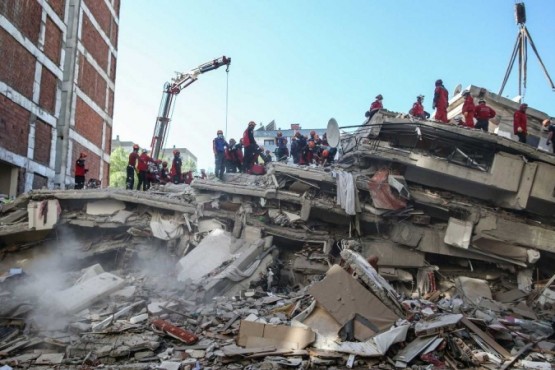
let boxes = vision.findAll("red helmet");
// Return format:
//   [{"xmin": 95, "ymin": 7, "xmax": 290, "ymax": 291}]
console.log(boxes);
[
  {"xmin": 322, "ymin": 150, "xmax": 329, "ymax": 157},
  {"xmin": 79, "ymin": 152, "xmax": 87, "ymax": 158},
  {"xmin": 133, "ymin": 144, "xmax": 139, "ymax": 150}
]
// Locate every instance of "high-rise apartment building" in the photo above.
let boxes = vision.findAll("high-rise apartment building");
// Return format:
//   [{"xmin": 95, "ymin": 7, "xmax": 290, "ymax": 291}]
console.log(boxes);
[{"xmin": 0, "ymin": 0, "xmax": 120, "ymax": 196}]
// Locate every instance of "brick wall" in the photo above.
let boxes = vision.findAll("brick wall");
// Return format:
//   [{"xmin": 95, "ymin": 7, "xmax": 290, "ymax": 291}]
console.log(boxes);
[
  {"xmin": 0, "ymin": 95, "xmax": 30, "ymax": 156},
  {"xmin": 109, "ymin": 53, "xmax": 116, "ymax": 81},
  {"xmin": 75, "ymin": 96, "xmax": 103, "ymax": 147},
  {"xmin": 104, "ymin": 124, "xmax": 112, "ymax": 152},
  {"xmin": 81, "ymin": 13, "xmax": 108, "ymax": 71},
  {"xmin": 78, "ymin": 55, "xmax": 107, "ymax": 109},
  {"xmin": 47, "ymin": 0, "xmax": 66, "ymax": 21},
  {"xmin": 107, "ymin": 88, "xmax": 114, "ymax": 116},
  {"xmin": 84, "ymin": 0, "xmax": 111, "ymax": 37},
  {"xmin": 102, "ymin": 160, "xmax": 109, "ymax": 186},
  {"xmin": 34, "ymin": 119, "xmax": 52, "ymax": 166},
  {"xmin": 44, "ymin": 16, "xmax": 62, "ymax": 65},
  {"xmin": 39, "ymin": 68, "xmax": 57, "ymax": 114},
  {"xmin": 0, "ymin": 0, "xmax": 42, "ymax": 45},
  {"xmin": 0, "ymin": 28, "xmax": 37, "ymax": 100}
]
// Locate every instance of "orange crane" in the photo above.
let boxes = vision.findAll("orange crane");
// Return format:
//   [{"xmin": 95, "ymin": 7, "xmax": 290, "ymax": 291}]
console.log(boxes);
[{"xmin": 150, "ymin": 56, "xmax": 231, "ymax": 160}]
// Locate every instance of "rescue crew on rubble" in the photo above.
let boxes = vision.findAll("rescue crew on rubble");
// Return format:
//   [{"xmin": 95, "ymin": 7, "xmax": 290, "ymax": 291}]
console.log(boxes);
[
  {"xmin": 514, "ymin": 103, "xmax": 529, "ymax": 143},
  {"xmin": 213, "ymin": 129, "xmax": 228, "ymax": 180},
  {"xmin": 126, "ymin": 144, "xmax": 140, "ymax": 190},
  {"xmin": 366, "ymin": 94, "xmax": 383, "ymax": 121},
  {"xmin": 461, "ymin": 91, "xmax": 475, "ymax": 128},
  {"xmin": 275, "ymin": 131, "xmax": 288, "ymax": 161},
  {"xmin": 74, "ymin": 152, "xmax": 88, "ymax": 189},
  {"xmin": 409, "ymin": 95, "xmax": 430, "ymax": 120},
  {"xmin": 473, "ymin": 99, "xmax": 496, "ymax": 132},
  {"xmin": 137, "ymin": 149, "xmax": 152, "ymax": 191},
  {"xmin": 170, "ymin": 149, "xmax": 182, "ymax": 184},
  {"xmin": 433, "ymin": 79, "xmax": 449, "ymax": 123},
  {"xmin": 242, "ymin": 121, "xmax": 258, "ymax": 171}
]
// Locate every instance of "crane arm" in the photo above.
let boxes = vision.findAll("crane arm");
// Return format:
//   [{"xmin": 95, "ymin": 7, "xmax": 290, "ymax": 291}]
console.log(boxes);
[{"xmin": 150, "ymin": 56, "xmax": 231, "ymax": 160}]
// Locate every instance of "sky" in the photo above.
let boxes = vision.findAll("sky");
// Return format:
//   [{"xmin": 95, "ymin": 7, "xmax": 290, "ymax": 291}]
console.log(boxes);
[{"xmin": 112, "ymin": 0, "xmax": 555, "ymax": 171}]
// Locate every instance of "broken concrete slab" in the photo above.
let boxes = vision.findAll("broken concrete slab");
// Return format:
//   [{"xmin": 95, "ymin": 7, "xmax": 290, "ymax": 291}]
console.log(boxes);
[
  {"xmin": 85, "ymin": 199, "xmax": 126, "ymax": 215},
  {"xmin": 414, "ymin": 313, "xmax": 463, "ymax": 337},
  {"xmin": 454, "ymin": 276, "xmax": 492, "ymax": 305},
  {"xmin": 237, "ymin": 320, "xmax": 316, "ymax": 350},
  {"xmin": 49, "ymin": 272, "xmax": 126, "ymax": 313},
  {"xmin": 444, "ymin": 217, "xmax": 473, "ymax": 249},
  {"xmin": 27, "ymin": 199, "xmax": 60, "ymax": 230},
  {"xmin": 309, "ymin": 265, "xmax": 399, "ymax": 340}
]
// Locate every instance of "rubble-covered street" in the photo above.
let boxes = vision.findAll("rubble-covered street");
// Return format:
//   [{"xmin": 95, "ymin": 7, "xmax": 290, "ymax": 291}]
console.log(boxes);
[{"xmin": 1, "ymin": 114, "xmax": 555, "ymax": 369}]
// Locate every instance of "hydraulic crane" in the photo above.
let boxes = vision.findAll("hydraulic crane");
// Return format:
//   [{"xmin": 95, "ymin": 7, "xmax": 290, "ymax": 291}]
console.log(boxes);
[{"xmin": 150, "ymin": 56, "xmax": 231, "ymax": 160}]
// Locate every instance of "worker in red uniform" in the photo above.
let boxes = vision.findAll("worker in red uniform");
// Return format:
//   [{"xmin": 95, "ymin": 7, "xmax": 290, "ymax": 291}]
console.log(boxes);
[
  {"xmin": 433, "ymin": 79, "xmax": 449, "ymax": 123},
  {"xmin": 137, "ymin": 149, "xmax": 152, "ymax": 191},
  {"xmin": 74, "ymin": 152, "xmax": 88, "ymax": 189},
  {"xmin": 366, "ymin": 94, "xmax": 383, "ymax": 121},
  {"xmin": 160, "ymin": 161, "xmax": 170, "ymax": 184},
  {"xmin": 461, "ymin": 91, "xmax": 475, "ymax": 128},
  {"xmin": 126, "ymin": 144, "xmax": 140, "ymax": 190},
  {"xmin": 473, "ymin": 100, "xmax": 496, "ymax": 132},
  {"xmin": 170, "ymin": 149, "xmax": 182, "ymax": 184},
  {"xmin": 514, "ymin": 103, "xmax": 528, "ymax": 143},
  {"xmin": 409, "ymin": 95, "xmax": 429, "ymax": 120},
  {"xmin": 242, "ymin": 121, "xmax": 258, "ymax": 171}
]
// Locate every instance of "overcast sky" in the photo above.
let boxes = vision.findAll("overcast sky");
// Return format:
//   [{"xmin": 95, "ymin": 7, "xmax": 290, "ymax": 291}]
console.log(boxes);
[{"xmin": 112, "ymin": 0, "xmax": 555, "ymax": 171}]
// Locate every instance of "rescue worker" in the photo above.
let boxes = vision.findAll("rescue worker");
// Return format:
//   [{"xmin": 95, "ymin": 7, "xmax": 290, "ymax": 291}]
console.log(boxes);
[
  {"xmin": 433, "ymin": 79, "xmax": 449, "ymax": 123},
  {"xmin": 170, "ymin": 149, "xmax": 182, "ymax": 184},
  {"xmin": 160, "ymin": 161, "xmax": 170, "ymax": 184},
  {"xmin": 290, "ymin": 136, "xmax": 299, "ymax": 164},
  {"xmin": 543, "ymin": 118, "xmax": 555, "ymax": 153},
  {"xmin": 409, "ymin": 95, "xmax": 430, "ymax": 120},
  {"xmin": 242, "ymin": 121, "xmax": 258, "ymax": 171},
  {"xmin": 473, "ymin": 100, "xmax": 496, "ymax": 132},
  {"xmin": 296, "ymin": 132, "xmax": 308, "ymax": 165},
  {"xmin": 234, "ymin": 139, "xmax": 244, "ymax": 172},
  {"xmin": 224, "ymin": 138, "xmax": 237, "ymax": 173},
  {"xmin": 74, "ymin": 152, "xmax": 88, "ymax": 189},
  {"xmin": 200, "ymin": 169, "xmax": 207, "ymax": 179},
  {"xmin": 275, "ymin": 131, "xmax": 288, "ymax": 161},
  {"xmin": 263, "ymin": 149, "xmax": 273, "ymax": 164},
  {"xmin": 127, "ymin": 144, "xmax": 140, "ymax": 190},
  {"xmin": 183, "ymin": 170, "xmax": 194, "ymax": 185},
  {"xmin": 213, "ymin": 129, "xmax": 228, "ymax": 180},
  {"xmin": 514, "ymin": 103, "xmax": 528, "ymax": 143},
  {"xmin": 367, "ymin": 94, "xmax": 383, "ymax": 121},
  {"xmin": 136, "ymin": 149, "xmax": 152, "ymax": 191},
  {"xmin": 461, "ymin": 91, "xmax": 475, "ymax": 128},
  {"xmin": 321, "ymin": 133, "xmax": 337, "ymax": 163}
]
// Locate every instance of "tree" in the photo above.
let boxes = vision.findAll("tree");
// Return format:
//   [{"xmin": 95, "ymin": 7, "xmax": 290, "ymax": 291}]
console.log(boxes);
[
  {"xmin": 109, "ymin": 147, "xmax": 128, "ymax": 188},
  {"xmin": 183, "ymin": 158, "xmax": 197, "ymax": 173}
]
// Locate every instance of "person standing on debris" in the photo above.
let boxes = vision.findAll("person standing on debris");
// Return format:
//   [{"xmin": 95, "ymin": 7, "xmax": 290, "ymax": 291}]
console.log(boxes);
[
  {"xmin": 275, "ymin": 131, "xmax": 289, "ymax": 161},
  {"xmin": 170, "ymin": 149, "xmax": 182, "ymax": 184},
  {"xmin": 433, "ymin": 79, "xmax": 449, "ymax": 123},
  {"xmin": 74, "ymin": 152, "xmax": 88, "ymax": 189},
  {"xmin": 242, "ymin": 121, "xmax": 258, "ymax": 171},
  {"xmin": 473, "ymin": 100, "xmax": 496, "ymax": 132},
  {"xmin": 136, "ymin": 149, "xmax": 152, "ymax": 191},
  {"xmin": 544, "ymin": 118, "xmax": 555, "ymax": 153},
  {"xmin": 213, "ymin": 129, "xmax": 228, "ymax": 180},
  {"xmin": 126, "ymin": 144, "xmax": 140, "ymax": 190},
  {"xmin": 160, "ymin": 161, "xmax": 170, "ymax": 184},
  {"xmin": 224, "ymin": 138, "xmax": 237, "ymax": 173},
  {"xmin": 461, "ymin": 91, "xmax": 475, "ymax": 128},
  {"xmin": 409, "ymin": 95, "xmax": 430, "ymax": 120},
  {"xmin": 366, "ymin": 94, "xmax": 383, "ymax": 121},
  {"xmin": 513, "ymin": 103, "xmax": 528, "ymax": 143}
]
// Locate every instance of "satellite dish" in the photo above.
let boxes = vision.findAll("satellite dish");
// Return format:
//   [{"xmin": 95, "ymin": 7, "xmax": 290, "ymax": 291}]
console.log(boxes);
[
  {"xmin": 326, "ymin": 118, "xmax": 340, "ymax": 148},
  {"xmin": 453, "ymin": 84, "xmax": 462, "ymax": 97}
]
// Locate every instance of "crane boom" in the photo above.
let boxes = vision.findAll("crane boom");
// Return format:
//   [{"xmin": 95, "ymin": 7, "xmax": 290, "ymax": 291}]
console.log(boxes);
[{"xmin": 150, "ymin": 56, "xmax": 231, "ymax": 160}]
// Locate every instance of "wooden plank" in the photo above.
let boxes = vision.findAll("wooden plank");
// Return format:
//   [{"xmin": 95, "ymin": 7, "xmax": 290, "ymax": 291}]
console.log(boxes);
[{"xmin": 461, "ymin": 317, "xmax": 511, "ymax": 359}]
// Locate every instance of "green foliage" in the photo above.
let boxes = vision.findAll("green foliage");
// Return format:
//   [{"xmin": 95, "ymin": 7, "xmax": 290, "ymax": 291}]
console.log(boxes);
[
  {"xmin": 109, "ymin": 147, "xmax": 128, "ymax": 188},
  {"xmin": 183, "ymin": 158, "xmax": 197, "ymax": 173}
]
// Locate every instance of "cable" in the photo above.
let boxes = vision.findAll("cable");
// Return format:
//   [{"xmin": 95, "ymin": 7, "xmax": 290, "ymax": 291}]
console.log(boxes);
[{"xmin": 225, "ymin": 68, "xmax": 230, "ymax": 137}]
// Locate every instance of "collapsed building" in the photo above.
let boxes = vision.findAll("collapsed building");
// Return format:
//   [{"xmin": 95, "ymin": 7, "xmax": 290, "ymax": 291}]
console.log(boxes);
[{"xmin": 1, "ymin": 107, "xmax": 555, "ymax": 369}]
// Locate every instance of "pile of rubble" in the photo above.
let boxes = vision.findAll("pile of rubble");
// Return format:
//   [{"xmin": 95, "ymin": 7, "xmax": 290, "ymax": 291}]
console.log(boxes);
[{"xmin": 1, "ymin": 115, "xmax": 555, "ymax": 369}]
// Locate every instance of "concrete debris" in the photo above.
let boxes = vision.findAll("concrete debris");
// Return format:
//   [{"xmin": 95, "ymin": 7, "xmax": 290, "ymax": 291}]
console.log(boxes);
[{"xmin": 1, "ymin": 124, "xmax": 555, "ymax": 368}]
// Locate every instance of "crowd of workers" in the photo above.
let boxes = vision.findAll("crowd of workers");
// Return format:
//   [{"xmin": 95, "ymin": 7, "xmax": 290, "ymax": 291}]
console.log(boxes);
[
  {"xmin": 369, "ymin": 79, "xmax": 553, "ymax": 147},
  {"xmin": 75, "ymin": 78, "xmax": 555, "ymax": 189}
]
